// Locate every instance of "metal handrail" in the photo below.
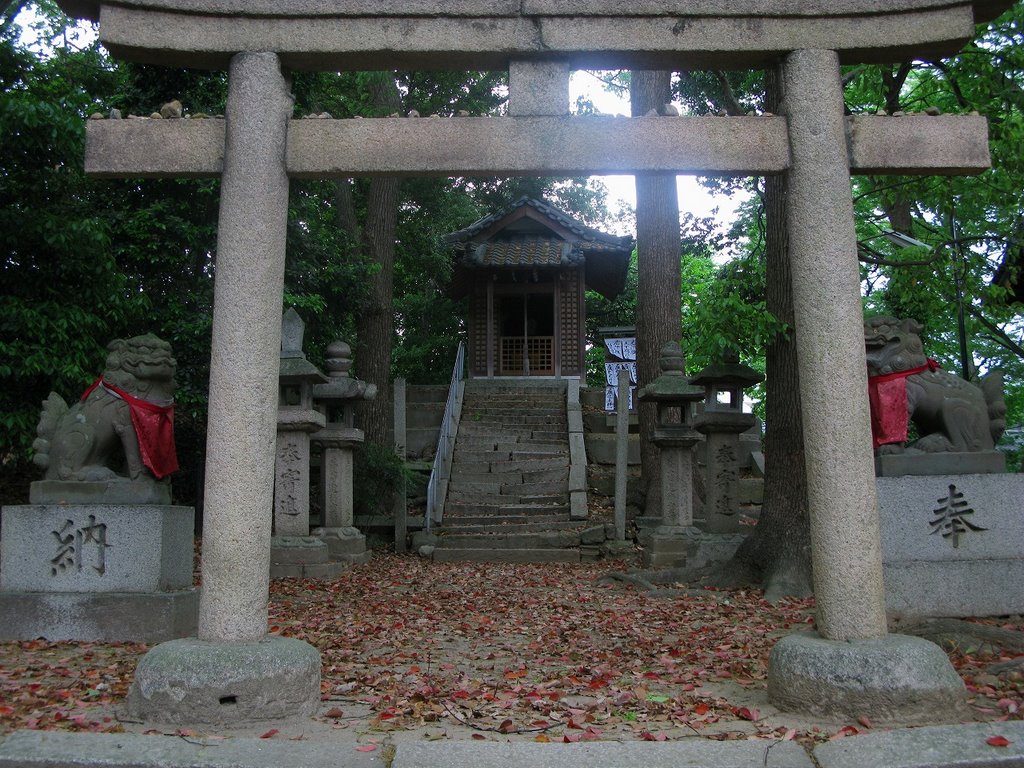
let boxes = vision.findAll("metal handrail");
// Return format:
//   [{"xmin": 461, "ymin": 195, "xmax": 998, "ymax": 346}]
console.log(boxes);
[{"xmin": 425, "ymin": 341, "xmax": 465, "ymax": 530}]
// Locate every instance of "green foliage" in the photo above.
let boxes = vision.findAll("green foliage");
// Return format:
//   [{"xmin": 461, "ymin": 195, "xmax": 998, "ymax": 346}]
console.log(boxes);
[{"xmin": 352, "ymin": 441, "xmax": 410, "ymax": 516}]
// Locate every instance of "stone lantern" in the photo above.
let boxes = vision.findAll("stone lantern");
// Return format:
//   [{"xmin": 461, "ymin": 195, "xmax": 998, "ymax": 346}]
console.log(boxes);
[
  {"xmin": 270, "ymin": 309, "xmax": 341, "ymax": 578},
  {"xmin": 311, "ymin": 340, "xmax": 377, "ymax": 565},
  {"xmin": 692, "ymin": 350, "xmax": 764, "ymax": 534},
  {"xmin": 637, "ymin": 341, "xmax": 705, "ymax": 566}
]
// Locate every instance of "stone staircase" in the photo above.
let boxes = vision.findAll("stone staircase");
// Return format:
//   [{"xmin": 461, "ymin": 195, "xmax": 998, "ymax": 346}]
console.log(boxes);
[{"xmin": 432, "ymin": 380, "xmax": 585, "ymax": 563}]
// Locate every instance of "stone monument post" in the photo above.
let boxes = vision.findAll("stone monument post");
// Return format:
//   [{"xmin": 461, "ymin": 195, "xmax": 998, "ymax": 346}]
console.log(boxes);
[
  {"xmin": 311, "ymin": 340, "xmax": 376, "ymax": 566},
  {"xmin": 613, "ymin": 367, "xmax": 631, "ymax": 542},
  {"xmin": 692, "ymin": 351, "xmax": 763, "ymax": 534},
  {"xmin": 636, "ymin": 341, "xmax": 705, "ymax": 567},
  {"xmin": 126, "ymin": 53, "xmax": 322, "ymax": 726},
  {"xmin": 269, "ymin": 309, "xmax": 349, "ymax": 579}
]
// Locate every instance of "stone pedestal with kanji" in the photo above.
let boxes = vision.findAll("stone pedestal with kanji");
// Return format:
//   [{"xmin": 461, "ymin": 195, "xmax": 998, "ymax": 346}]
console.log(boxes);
[
  {"xmin": 0, "ymin": 504, "xmax": 197, "ymax": 641},
  {"xmin": 311, "ymin": 340, "xmax": 376, "ymax": 566},
  {"xmin": 637, "ymin": 341, "xmax": 705, "ymax": 568}
]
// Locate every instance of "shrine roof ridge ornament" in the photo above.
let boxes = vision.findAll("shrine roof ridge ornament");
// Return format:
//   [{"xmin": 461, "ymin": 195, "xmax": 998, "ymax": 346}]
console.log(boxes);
[{"xmin": 56, "ymin": 0, "xmax": 1012, "ymax": 70}]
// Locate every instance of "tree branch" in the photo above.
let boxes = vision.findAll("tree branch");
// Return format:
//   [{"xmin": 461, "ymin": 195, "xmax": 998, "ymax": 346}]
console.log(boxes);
[
  {"xmin": 712, "ymin": 70, "xmax": 745, "ymax": 115},
  {"xmin": 965, "ymin": 306, "xmax": 1024, "ymax": 360}
]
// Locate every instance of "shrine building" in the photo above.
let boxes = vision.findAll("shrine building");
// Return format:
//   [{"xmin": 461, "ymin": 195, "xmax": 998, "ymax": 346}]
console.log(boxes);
[{"xmin": 445, "ymin": 196, "xmax": 632, "ymax": 380}]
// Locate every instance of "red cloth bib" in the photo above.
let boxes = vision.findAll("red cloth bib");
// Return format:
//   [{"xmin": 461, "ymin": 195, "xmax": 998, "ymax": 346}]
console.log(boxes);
[
  {"xmin": 867, "ymin": 360, "xmax": 939, "ymax": 448},
  {"xmin": 82, "ymin": 378, "xmax": 179, "ymax": 479}
]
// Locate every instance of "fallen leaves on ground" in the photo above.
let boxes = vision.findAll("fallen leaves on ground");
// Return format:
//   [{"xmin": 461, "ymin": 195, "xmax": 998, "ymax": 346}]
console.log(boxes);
[{"xmin": 1, "ymin": 553, "xmax": 1021, "ymax": 744}]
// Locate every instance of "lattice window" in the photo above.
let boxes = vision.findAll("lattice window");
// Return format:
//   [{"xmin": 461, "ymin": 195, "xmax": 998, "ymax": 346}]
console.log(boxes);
[{"xmin": 500, "ymin": 336, "xmax": 554, "ymax": 375}]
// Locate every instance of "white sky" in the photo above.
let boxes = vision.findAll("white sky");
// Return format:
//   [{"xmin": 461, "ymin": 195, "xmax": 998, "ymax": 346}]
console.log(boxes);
[{"xmin": 568, "ymin": 70, "xmax": 748, "ymax": 238}]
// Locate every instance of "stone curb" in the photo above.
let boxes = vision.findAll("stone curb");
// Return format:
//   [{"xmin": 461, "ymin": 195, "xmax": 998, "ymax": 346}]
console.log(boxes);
[{"xmin": 2, "ymin": 725, "xmax": 1023, "ymax": 768}]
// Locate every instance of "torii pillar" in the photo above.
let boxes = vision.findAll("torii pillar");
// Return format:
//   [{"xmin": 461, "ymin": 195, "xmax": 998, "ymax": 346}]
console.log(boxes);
[
  {"xmin": 126, "ymin": 53, "xmax": 322, "ymax": 724},
  {"xmin": 766, "ymin": 50, "xmax": 966, "ymax": 722}
]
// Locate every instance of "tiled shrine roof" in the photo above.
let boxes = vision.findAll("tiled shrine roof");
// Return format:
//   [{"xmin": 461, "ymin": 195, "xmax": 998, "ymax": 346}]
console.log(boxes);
[{"xmin": 446, "ymin": 196, "xmax": 632, "ymax": 301}]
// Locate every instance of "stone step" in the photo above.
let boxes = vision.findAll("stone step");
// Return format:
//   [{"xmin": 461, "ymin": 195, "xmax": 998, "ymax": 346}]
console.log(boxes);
[
  {"xmin": 445, "ymin": 492, "xmax": 569, "ymax": 507},
  {"xmin": 454, "ymin": 439, "xmax": 567, "ymax": 453},
  {"xmin": 436, "ymin": 530, "xmax": 581, "ymax": 549},
  {"xmin": 488, "ymin": 457, "xmax": 569, "ymax": 473},
  {"xmin": 432, "ymin": 548, "xmax": 581, "ymax": 563},
  {"xmin": 465, "ymin": 405, "xmax": 566, "ymax": 417},
  {"xmin": 502, "ymin": 479, "xmax": 568, "ymax": 496},
  {"xmin": 523, "ymin": 430, "xmax": 567, "ymax": 442},
  {"xmin": 520, "ymin": 467, "xmax": 569, "ymax": 483},
  {"xmin": 451, "ymin": 457, "xmax": 568, "ymax": 474},
  {"xmin": 444, "ymin": 502, "xmax": 570, "ymax": 516},
  {"xmin": 459, "ymin": 414, "xmax": 566, "ymax": 426},
  {"xmin": 448, "ymin": 467, "xmax": 568, "ymax": 488},
  {"xmin": 464, "ymin": 385, "xmax": 566, "ymax": 395},
  {"xmin": 440, "ymin": 512, "xmax": 571, "ymax": 526},
  {"xmin": 438, "ymin": 520, "xmax": 578, "ymax": 534}
]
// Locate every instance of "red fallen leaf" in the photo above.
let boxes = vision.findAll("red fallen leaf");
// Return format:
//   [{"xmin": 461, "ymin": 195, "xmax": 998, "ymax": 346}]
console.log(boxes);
[
  {"xmin": 736, "ymin": 706, "xmax": 760, "ymax": 722},
  {"xmin": 830, "ymin": 726, "xmax": 860, "ymax": 740},
  {"xmin": 260, "ymin": 729, "xmax": 278, "ymax": 739},
  {"xmin": 356, "ymin": 744, "xmax": 378, "ymax": 752},
  {"xmin": 694, "ymin": 703, "xmax": 710, "ymax": 715},
  {"xmin": 563, "ymin": 732, "xmax": 582, "ymax": 743},
  {"xmin": 471, "ymin": 734, "xmax": 487, "ymax": 741},
  {"xmin": 324, "ymin": 707, "xmax": 344, "ymax": 718},
  {"xmin": 566, "ymin": 718, "xmax": 584, "ymax": 730},
  {"xmin": 498, "ymin": 719, "xmax": 516, "ymax": 734},
  {"xmin": 986, "ymin": 736, "xmax": 1011, "ymax": 747},
  {"xmin": 640, "ymin": 730, "xmax": 668, "ymax": 741}
]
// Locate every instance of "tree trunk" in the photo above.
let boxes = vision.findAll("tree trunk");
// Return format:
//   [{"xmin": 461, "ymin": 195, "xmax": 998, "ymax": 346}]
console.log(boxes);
[
  {"xmin": 631, "ymin": 71, "xmax": 682, "ymax": 517},
  {"xmin": 350, "ymin": 73, "xmax": 403, "ymax": 447},
  {"xmin": 705, "ymin": 65, "xmax": 813, "ymax": 601}
]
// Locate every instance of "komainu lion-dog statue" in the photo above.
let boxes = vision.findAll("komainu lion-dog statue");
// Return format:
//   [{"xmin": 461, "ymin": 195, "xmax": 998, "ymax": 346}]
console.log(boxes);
[
  {"xmin": 32, "ymin": 334, "xmax": 179, "ymax": 483},
  {"xmin": 865, "ymin": 316, "xmax": 1005, "ymax": 454}
]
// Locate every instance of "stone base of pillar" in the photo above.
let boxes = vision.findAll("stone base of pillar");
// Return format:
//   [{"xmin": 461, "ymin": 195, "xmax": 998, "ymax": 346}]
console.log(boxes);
[
  {"xmin": 269, "ymin": 535, "xmax": 349, "ymax": 579},
  {"xmin": 126, "ymin": 636, "xmax": 320, "ymax": 725},
  {"xmin": 314, "ymin": 526, "xmax": 371, "ymax": 565},
  {"xmin": 767, "ymin": 630, "xmax": 966, "ymax": 724},
  {"xmin": 641, "ymin": 528, "xmax": 690, "ymax": 568}
]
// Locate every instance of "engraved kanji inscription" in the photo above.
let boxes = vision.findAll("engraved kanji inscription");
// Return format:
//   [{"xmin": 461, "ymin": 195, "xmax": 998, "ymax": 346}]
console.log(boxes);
[
  {"xmin": 50, "ymin": 514, "xmax": 110, "ymax": 576},
  {"xmin": 929, "ymin": 484, "xmax": 986, "ymax": 548},
  {"xmin": 50, "ymin": 519, "xmax": 76, "ymax": 575}
]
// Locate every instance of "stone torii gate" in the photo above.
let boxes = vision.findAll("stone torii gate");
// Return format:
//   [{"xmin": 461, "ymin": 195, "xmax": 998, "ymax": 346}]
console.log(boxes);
[{"xmin": 57, "ymin": 0, "xmax": 1007, "ymax": 725}]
